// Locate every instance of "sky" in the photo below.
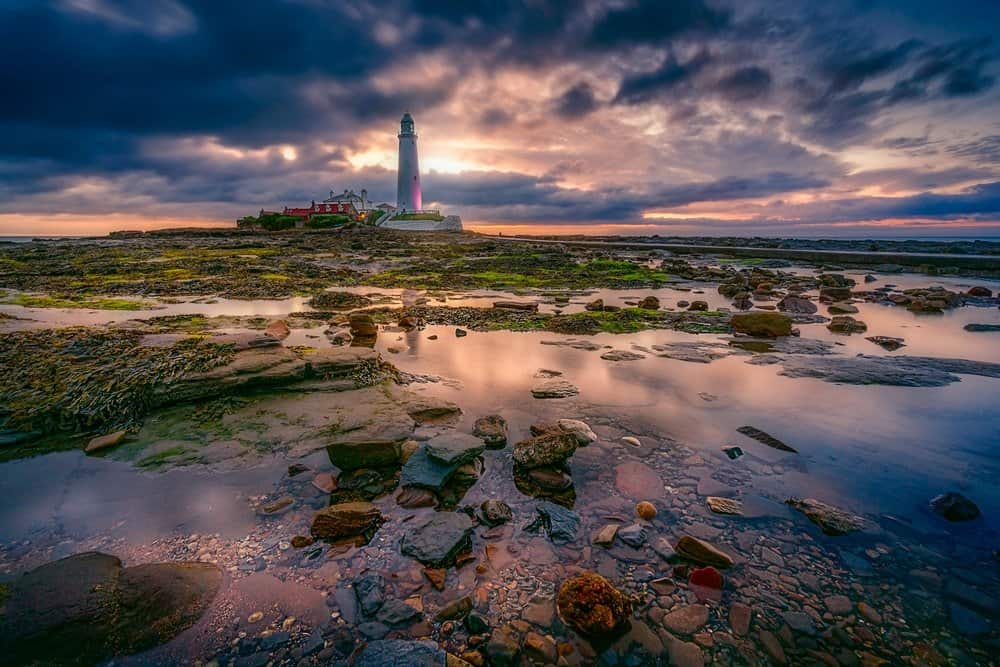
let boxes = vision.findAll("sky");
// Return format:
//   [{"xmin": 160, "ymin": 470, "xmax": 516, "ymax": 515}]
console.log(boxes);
[{"xmin": 2, "ymin": 0, "xmax": 1000, "ymax": 238}]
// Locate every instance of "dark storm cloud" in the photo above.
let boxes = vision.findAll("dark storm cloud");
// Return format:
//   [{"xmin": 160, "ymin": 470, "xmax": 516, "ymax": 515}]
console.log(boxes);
[
  {"xmin": 587, "ymin": 0, "xmax": 730, "ymax": 49},
  {"xmin": 554, "ymin": 83, "xmax": 599, "ymax": 119},
  {"xmin": 713, "ymin": 66, "xmax": 772, "ymax": 101},
  {"xmin": 946, "ymin": 135, "xmax": 1000, "ymax": 165},
  {"xmin": 614, "ymin": 51, "xmax": 713, "ymax": 105},
  {"xmin": 821, "ymin": 39, "xmax": 922, "ymax": 92}
]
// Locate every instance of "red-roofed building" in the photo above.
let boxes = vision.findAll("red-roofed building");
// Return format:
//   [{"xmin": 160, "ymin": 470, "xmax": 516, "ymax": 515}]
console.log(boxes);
[{"xmin": 282, "ymin": 200, "xmax": 359, "ymax": 219}]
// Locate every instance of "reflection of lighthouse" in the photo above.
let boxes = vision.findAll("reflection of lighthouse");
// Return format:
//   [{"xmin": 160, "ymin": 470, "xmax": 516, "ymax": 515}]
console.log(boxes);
[{"xmin": 396, "ymin": 112, "xmax": 422, "ymax": 211}]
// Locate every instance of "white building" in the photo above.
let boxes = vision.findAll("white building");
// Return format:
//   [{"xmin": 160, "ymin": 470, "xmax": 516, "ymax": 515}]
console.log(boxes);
[{"xmin": 396, "ymin": 112, "xmax": 422, "ymax": 211}]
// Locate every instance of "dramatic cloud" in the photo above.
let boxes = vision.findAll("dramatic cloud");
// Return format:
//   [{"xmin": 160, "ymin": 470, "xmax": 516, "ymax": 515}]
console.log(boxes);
[{"xmin": 1, "ymin": 0, "xmax": 999, "ymax": 236}]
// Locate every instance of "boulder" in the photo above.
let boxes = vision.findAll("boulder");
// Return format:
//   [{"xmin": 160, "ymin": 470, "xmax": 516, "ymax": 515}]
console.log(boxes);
[
  {"xmin": 687, "ymin": 300, "xmax": 709, "ymax": 311},
  {"xmin": 786, "ymin": 497, "xmax": 868, "ymax": 535},
  {"xmin": 400, "ymin": 512, "xmax": 475, "ymax": 567},
  {"xmin": 675, "ymin": 536, "xmax": 734, "ymax": 568},
  {"xmin": 585, "ymin": 298, "xmax": 605, "ymax": 312},
  {"xmin": 400, "ymin": 446, "xmax": 462, "ymax": 491},
  {"xmin": 425, "ymin": 432, "xmax": 486, "ymax": 466},
  {"xmin": 930, "ymin": 492, "xmax": 981, "ymax": 521},
  {"xmin": 348, "ymin": 313, "xmax": 378, "ymax": 337},
  {"xmin": 730, "ymin": 312, "xmax": 792, "ymax": 337},
  {"xmin": 967, "ymin": 286, "xmax": 992, "ymax": 297},
  {"xmin": 513, "ymin": 432, "xmax": 578, "ymax": 468},
  {"xmin": 310, "ymin": 502, "xmax": 384, "ymax": 539},
  {"xmin": 777, "ymin": 294, "xmax": 819, "ymax": 315},
  {"xmin": 556, "ymin": 419, "xmax": 598, "ymax": 445},
  {"xmin": 820, "ymin": 286, "xmax": 853, "ymax": 301},
  {"xmin": 473, "ymin": 414, "xmax": 508, "ymax": 447},
  {"xmin": 530, "ymin": 379, "xmax": 579, "ymax": 398},
  {"xmin": 827, "ymin": 316, "xmax": 868, "ymax": 334},
  {"xmin": 556, "ymin": 572, "xmax": 632, "ymax": 637},
  {"xmin": 827, "ymin": 302, "xmax": 858, "ymax": 314},
  {"xmin": 480, "ymin": 499, "xmax": 513, "ymax": 526},
  {"xmin": 0, "ymin": 552, "xmax": 221, "ymax": 666},
  {"xmin": 638, "ymin": 296, "xmax": 660, "ymax": 310},
  {"xmin": 353, "ymin": 640, "xmax": 445, "ymax": 667},
  {"xmin": 354, "ymin": 571, "xmax": 386, "ymax": 615}
]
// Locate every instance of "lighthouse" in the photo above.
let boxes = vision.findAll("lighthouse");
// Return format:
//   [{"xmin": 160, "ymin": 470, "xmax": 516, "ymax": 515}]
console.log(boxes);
[{"xmin": 396, "ymin": 112, "xmax": 422, "ymax": 211}]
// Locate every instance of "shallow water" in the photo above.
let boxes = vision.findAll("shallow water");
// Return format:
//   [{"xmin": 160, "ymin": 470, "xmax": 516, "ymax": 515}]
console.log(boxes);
[{"xmin": 2, "ymin": 266, "xmax": 1000, "ymax": 664}]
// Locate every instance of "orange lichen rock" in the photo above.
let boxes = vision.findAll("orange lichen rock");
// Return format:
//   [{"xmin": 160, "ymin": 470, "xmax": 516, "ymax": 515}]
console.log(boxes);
[{"xmin": 556, "ymin": 571, "xmax": 632, "ymax": 637}]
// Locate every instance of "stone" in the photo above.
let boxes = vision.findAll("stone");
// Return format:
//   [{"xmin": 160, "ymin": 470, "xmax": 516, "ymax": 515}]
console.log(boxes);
[
  {"xmin": 523, "ymin": 632, "xmax": 557, "ymax": 663},
  {"xmin": 521, "ymin": 595, "xmax": 555, "ymax": 628},
  {"xmin": 311, "ymin": 472, "xmax": 336, "ymax": 493},
  {"xmin": 513, "ymin": 432, "xmax": 578, "ymax": 468},
  {"xmin": 675, "ymin": 536, "xmax": 734, "ymax": 568},
  {"xmin": 759, "ymin": 629, "xmax": 786, "ymax": 664},
  {"xmin": 455, "ymin": 328, "xmax": 467, "ymax": 337},
  {"xmin": 354, "ymin": 571, "xmax": 386, "ymax": 615},
  {"xmin": 730, "ymin": 312, "xmax": 793, "ymax": 337},
  {"xmin": 668, "ymin": 638, "xmax": 705, "ymax": 667},
  {"xmin": 527, "ymin": 466, "xmax": 573, "ymax": 490},
  {"xmin": 486, "ymin": 624, "xmax": 521, "ymax": 666},
  {"xmin": 600, "ymin": 349, "xmax": 645, "ymax": 361},
  {"xmin": 688, "ymin": 567, "xmax": 723, "ymax": 591},
  {"xmin": 827, "ymin": 315, "xmax": 867, "ymax": 334},
  {"xmin": 585, "ymin": 298, "xmax": 605, "ymax": 311},
  {"xmin": 949, "ymin": 603, "xmax": 990, "ymax": 636},
  {"xmin": 967, "ymin": 286, "xmax": 992, "ymax": 297},
  {"xmin": 777, "ymin": 354, "xmax": 1000, "ymax": 387},
  {"xmin": 396, "ymin": 486, "xmax": 437, "ymax": 508},
  {"xmin": 400, "ymin": 446, "xmax": 462, "ymax": 491},
  {"xmin": 688, "ymin": 300, "xmax": 709, "ymax": 311},
  {"xmin": 617, "ymin": 523, "xmax": 648, "ymax": 548},
  {"xmin": 786, "ymin": 497, "xmax": 868, "ymax": 535},
  {"xmin": 866, "ymin": 336, "xmax": 905, "ymax": 351},
  {"xmin": 530, "ymin": 379, "xmax": 579, "ymax": 399},
  {"xmin": 493, "ymin": 300, "xmax": 538, "ymax": 311},
  {"xmin": 529, "ymin": 501, "xmax": 580, "ymax": 544},
  {"xmin": 435, "ymin": 596, "xmax": 473, "ymax": 621},
  {"xmin": 353, "ymin": 639, "xmax": 446, "ymax": 667},
  {"xmin": 264, "ymin": 319, "xmax": 291, "ymax": 339},
  {"xmin": 777, "ymin": 295, "xmax": 817, "ymax": 314},
  {"xmin": 593, "ymin": 524, "xmax": 619, "ymax": 546},
  {"xmin": 827, "ymin": 301, "xmax": 858, "ymax": 314},
  {"xmin": 782, "ymin": 611, "xmax": 816, "ymax": 635},
  {"xmin": 729, "ymin": 602, "xmax": 751, "ymax": 636},
  {"xmin": 259, "ymin": 495, "xmax": 294, "ymax": 515},
  {"xmin": 737, "ymin": 425, "xmax": 797, "ymax": 452},
  {"xmin": 930, "ymin": 492, "xmax": 981, "ymax": 521},
  {"xmin": 480, "ymin": 499, "xmax": 513, "ymax": 526},
  {"xmin": 722, "ymin": 446, "xmax": 743, "ymax": 460},
  {"xmin": 707, "ymin": 497, "xmax": 743, "ymax": 515},
  {"xmin": 614, "ymin": 461, "xmax": 663, "ymax": 499},
  {"xmin": 473, "ymin": 414, "xmax": 508, "ymax": 447},
  {"xmin": 636, "ymin": 501, "xmax": 657, "ymax": 520},
  {"xmin": 425, "ymin": 432, "xmax": 486, "ymax": 465},
  {"xmin": 423, "ymin": 568, "xmax": 446, "ymax": 591},
  {"xmin": 310, "ymin": 502, "xmax": 384, "ymax": 540},
  {"xmin": 85, "ymin": 429, "xmax": 128, "ymax": 453},
  {"xmin": 621, "ymin": 436, "xmax": 641, "ymax": 446},
  {"xmin": 348, "ymin": 313, "xmax": 377, "ymax": 337},
  {"xmin": 662, "ymin": 605, "xmax": 709, "ymax": 634},
  {"xmin": 556, "ymin": 419, "xmax": 597, "ymax": 447},
  {"xmin": 857, "ymin": 602, "xmax": 882, "ymax": 625},
  {"xmin": 466, "ymin": 612, "xmax": 490, "ymax": 635},
  {"xmin": 400, "ymin": 512, "xmax": 475, "ymax": 567},
  {"xmin": 638, "ymin": 296, "xmax": 660, "ymax": 310},
  {"xmin": 825, "ymin": 595, "xmax": 852, "ymax": 615},
  {"xmin": 1, "ymin": 552, "xmax": 221, "ymax": 666},
  {"xmin": 820, "ymin": 286, "xmax": 853, "ymax": 301},
  {"xmin": 556, "ymin": 572, "xmax": 632, "ymax": 637}
]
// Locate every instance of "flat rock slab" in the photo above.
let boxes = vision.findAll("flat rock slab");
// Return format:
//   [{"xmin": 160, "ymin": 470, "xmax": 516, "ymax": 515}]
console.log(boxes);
[
  {"xmin": 614, "ymin": 461, "xmax": 665, "ymax": 499},
  {"xmin": 400, "ymin": 446, "xmax": 462, "ymax": 491},
  {"xmin": 1, "ymin": 551, "xmax": 221, "ymax": 665},
  {"xmin": 400, "ymin": 512, "xmax": 475, "ymax": 567},
  {"xmin": 707, "ymin": 497, "xmax": 744, "ymax": 515},
  {"xmin": 528, "ymin": 501, "xmax": 581, "ymax": 544},
  {"xmin": 787, "ymin": 497, "xmax": 869, "ymax": 535},
  {"xmin": 778, "ymin": 354, "xmax": 1000, "ymax": 387},
  {"xmin": 531, "ymin": 379, "xmax": 580, "ymax": 398},
  {"xmin": 737, "ymin": 426, "xmax": 797, "ymax": 453},
  {"xmin": 353, "ymin": 639, "xmax": 446, "ymax": 666},
  {"xmin": 424, "ymin": 432, "xmax": 485, "ymax": 465},
  {"xmin": 600, "ymin": 350, "xmax": 645, "ymax": 361}
]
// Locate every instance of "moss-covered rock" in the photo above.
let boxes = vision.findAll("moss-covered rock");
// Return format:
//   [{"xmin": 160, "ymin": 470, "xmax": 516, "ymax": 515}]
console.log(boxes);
[{"xmin": 730, "ymin": 312, "xmax": 793, "ymax": 337}]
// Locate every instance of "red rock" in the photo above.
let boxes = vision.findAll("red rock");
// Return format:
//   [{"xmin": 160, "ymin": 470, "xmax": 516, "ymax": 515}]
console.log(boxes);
[{"xmin": 265, "ymin": 319, "xmax": 291, "ymax": 339}]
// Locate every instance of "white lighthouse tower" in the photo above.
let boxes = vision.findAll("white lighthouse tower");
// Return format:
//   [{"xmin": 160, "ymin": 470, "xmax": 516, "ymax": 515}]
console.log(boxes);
[{"xmin": 396, "ymin": 112, "xmax": 422, "ymax": 211}]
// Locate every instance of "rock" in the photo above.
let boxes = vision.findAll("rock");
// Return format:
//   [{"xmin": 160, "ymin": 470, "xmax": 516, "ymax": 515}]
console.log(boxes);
[
  {"xmin": 555, "ymin": 419, "xmax": 598, "ymax": 445},
  {"xmin": 638, "ymin": 296, "xmax": 660, "ymax": 310},
  {"xmin": 857, "ymin": 601, "xmax": 882, "ymax": 625},
  {"xmin": 493, "ymin": 300, "xmax": 538, "ymax": 311},
  {"xmin": 827, "ymin": 301, "xmax": 858, "ymax": 314},
  {"xmin": 556, "ymin": 572, "xmax": 632, "ymax": 637},
  {"xmin": 949, "ymin": 602, "xmax": 990, "ymax": 636},
  {"xmin": 585, "ymin": 298, "xmax": 605, "ymax": 311},
  {"xmin": 964, "ymin": 323, "xmax": 1000, "ymax": 332},
  {"xmin": 636, "ymin": 501, "xmax": 657, "ymax": 520},
  {"xmin": 480, "ymin": 500, "xmax": 513, "ymax": 526},
  {"xmin": 526, "ymin": 466, "xmax": 573, "ymax": 490},
  {"xmin": 400, "ymin": 512, "xmax": 475, "ymax": 567},
  {"xmin": 473, "ymin": 414, "xmax": 508, "ymax": 447},
  {"xmin": 455, "ymin": 328, "xmax": 467, "ymax": 337},
  {"xmin": 866, "ymin": 336, "xmax": 905, "ymax": 350},
  {"xmin": 259, "ymin": 495, "xmax": 294, "ymax": 516},
  {"xmin": 425, "ymin": 432, "xmax": 486, "ymax": 465},
  {"xmin": 435, "ymin": 595, "xmax": 473, "ymax": 621},
  {"xmin": 529, "ymin": 501, "xmax": 580, "ymax": 544},
  {"xmin": 737, "ymin": 425, "xmax": 797, "ymax": 452},
  {"xmin": 600, "ymin": 349, "xmax": 645, "ymax": 361},
  {"xmin": 593, "ymin": 524, "xmax": 619, "ymax": 546},
  {"xmin": 264, "ymin": 319, "xmax": 291, "ymax": 339},
  {"xmin": 348, "ymin": 313, "xmax": 377, "ymax": 337},
  {"xmin": 326, "ymin": 326, "xmax": 353, "ymax": 345},
  {"xmin": 967, "ymin": 286, "xmax": 992, "ymax": 297},
  {"xmin": 786, "ymin": 497, "xmax": 868, "ymax": 535},
  {"xmin": 825, "ymin": 595, "xmax": 852, "ymax": 615},
  {"xmin": 353, "ymin": 639, "xmax": 446, "ymax": 667},
  {"xmin": 398, "ymin": 315, "xmax": 421, "ymax": 329},
  {"xmin": 513, "ymin": 432, "xmax": 578, "ymax": 468},
  {"xmin": 706, "ymin": 497, "xmax": 743, "ymax": 515},
  {"xmin": 621, "ymin": 436, "xmax": 641, "ymax": 447},
  {"xmin": 759, "ymin": 629, "xmax": 786, "ymax": 664},
  {"xmin": 729, "ymin": 602, "xmax": 751, "ymax": 636},
  {"xmin": 290, "ymin": 535, "xmax": 313, "ymax": 548},
  {"xmin": 827, "ymin": 315, "xmax": 868, "ymax": 334},
  {"xmin": 864, "ymin": 274, "xmax": 877, "ymax": 283},
  {"xmin": 396, "ymin": 486, "xmax": 437, "ymax": 508},
  {"xmin": 722, "ymin": 446, "xmax": 743, "ymax": 460},
  {"xmin": 486, "ymin": 624, "xmax": 521, "ymax": 666},
  {"xmin": 675, "ymin": 536, "xmax": 734, "ymax": 568},
  {"xmin": 688, "ymin": 300, "xmax": 709, "ymax": 311},
  {"xmin": 400, "ymin": 446, "xmax": 462, "ymax": 491},
  {"xmin": 530, "ymin": 379, "xmax": 579, "ymax": 399},
  {"xmin": 85, "ymin": 429, "xmax": 128, "ymax": 453},
  {"xmin": 777, "ymin": 354, "xmax": 1000, "ymax": 386},
  {"xmin": 0, "ymin": 552, "xmax": 221, "ymax": 666},
  {"xmin": 677, "ymin": 300, "xmax": 690, "ymax": 308},
  {"xmin": 310, "ymin": 502, "xmax": 384, "ymax": 539},
  {"xmin": 782, "ymin": 611, "xmax": 816, "ymax": 635},
  {"xmin": 354, "ymin": 571, "xmax": 386, "ymax": 615},
  {"xmin": 667, "ymin": 638, "xmax": 705, "ymax": 667},
  {"xmin": 466, "ymin": 612, "xmax": 490, "ymax": 634},
  {"xmin": 523, "ymin": 631, "xmax": 557, "ymax": 663},
  {"xmin": 730, "ymin": 312, "xmax": 793, "ymax": 337},
  {"xmin": 662, "ymin": 604, "xmax": 709, "ymax": 634},
  {"xmin": 930, "ymin": 492, "xmax": 981, "ymax": 521},
  {"xmin": 777, "ymin": 295, "xmax": 818, "ymax": 314},
  {"xmin": 311, "ymin": 472, "xmax": 336, "ymax": 493},
  {"xmin": 820, "ymin": 286, "xmax": 853, "ymax": 301},
  {"xmin": 617, "ymin": 523, "xmax": 648, "ymax": 548}
]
